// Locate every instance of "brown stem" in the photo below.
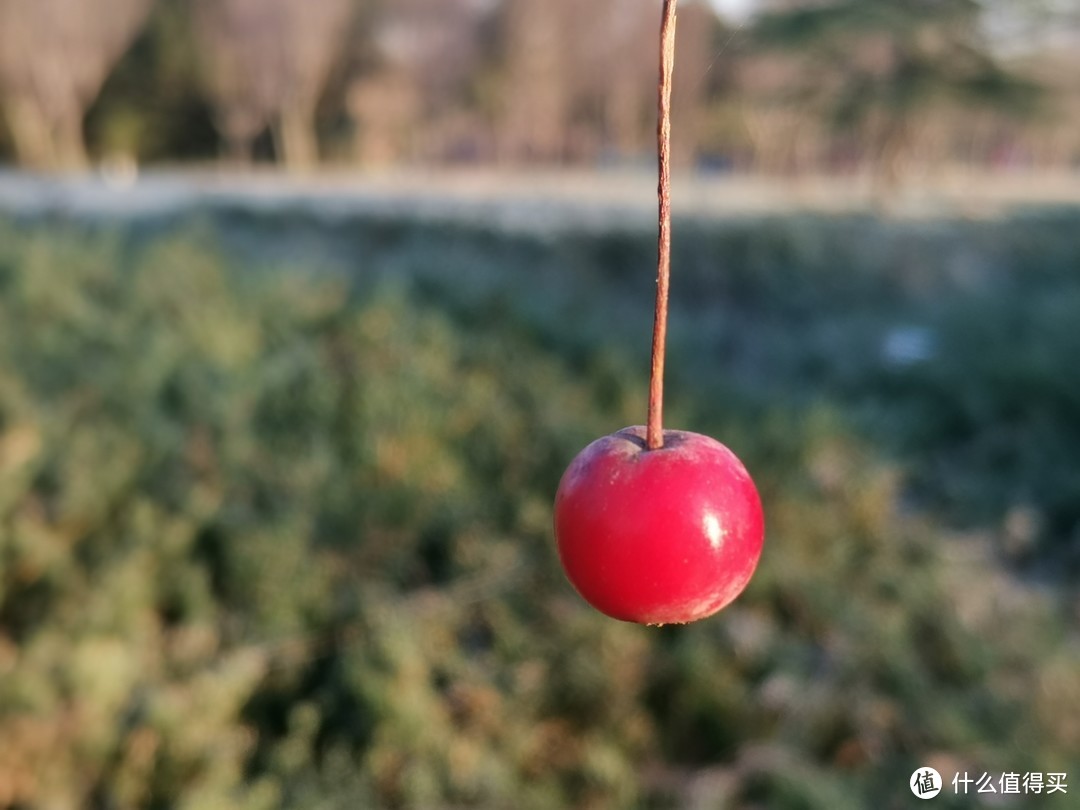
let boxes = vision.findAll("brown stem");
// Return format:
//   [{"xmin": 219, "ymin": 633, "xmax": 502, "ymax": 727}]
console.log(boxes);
[{"xmin": 647, "ymin": 0, "xmax": 678, "ymax": 451}]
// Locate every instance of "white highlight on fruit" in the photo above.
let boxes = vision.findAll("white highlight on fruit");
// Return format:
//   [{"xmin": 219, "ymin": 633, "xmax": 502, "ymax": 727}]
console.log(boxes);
[{"xmin": 704, "ymin": 512, "xmax": 726, "ymax": 551}]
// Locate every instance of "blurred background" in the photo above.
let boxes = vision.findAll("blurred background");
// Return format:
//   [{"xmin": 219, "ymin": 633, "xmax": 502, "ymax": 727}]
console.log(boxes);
[
  {"xmin": 0, "ymin": 0, "xmax": 1078, "ymax": 177},
  {"xmin": 1, "ymin": 1, "xmax": 1080, "ymax": 808}
]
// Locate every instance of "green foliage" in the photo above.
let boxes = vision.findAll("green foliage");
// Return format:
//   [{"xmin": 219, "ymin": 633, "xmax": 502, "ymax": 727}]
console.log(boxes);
[
  {"xmin": 0, "ymin": 209, "xmax": 1078, "ymax": 808},
  {"xmin": 751, "ymin": 0, "xmax": 1043, "ymax": 178}
]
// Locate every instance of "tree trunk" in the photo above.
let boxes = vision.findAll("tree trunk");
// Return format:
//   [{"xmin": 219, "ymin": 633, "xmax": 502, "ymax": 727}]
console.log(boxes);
[
  {"xmin": 3, "ymin": 97, "xmax": 56, "ymax": 169},
  {"xmin": 53, "ymin": 104, "xmax": 89, "ymax": 170},
  {"xmin": 272, "ymin": 100, "xmax": 318, "ymax": 171},
  {"xmin": 224, "ymin": 134, "xmax": 255, "ymax": 166},
  {"xmin": 872, "ymin": 118, "xmax": 910, "ymax": 204},
  {"xmin": 216, "ymin": 107, "xmax": 264, "ymax": 167},
  {"xmin": 606, "ymin": 79, "xmax": 643, "ymax": 158}
]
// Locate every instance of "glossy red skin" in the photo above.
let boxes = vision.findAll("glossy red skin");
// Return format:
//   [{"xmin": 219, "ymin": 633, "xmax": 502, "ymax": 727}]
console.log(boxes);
[{"xmin": 554, "ymin": 426, "xmax": 764, "ymax": 625}]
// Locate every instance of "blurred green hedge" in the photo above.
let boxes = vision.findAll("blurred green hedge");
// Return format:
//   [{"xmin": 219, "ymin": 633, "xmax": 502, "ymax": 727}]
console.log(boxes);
[{"xmin": 0, "ymin": 210, "xmax": 1077, "ymax": 809}]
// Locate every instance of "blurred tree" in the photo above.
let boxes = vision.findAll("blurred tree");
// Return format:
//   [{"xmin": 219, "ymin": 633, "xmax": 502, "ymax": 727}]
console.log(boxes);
[
  {"xmin": 2, "ymin": 0, "xmax": 1072, "ymax": 172},
  {"xmin": 0, "ymin": 0, "xmax": 152, "ymax": 169},
  {"xmin": 192, "ymin": 0, "xmax": 355, "ymax": 169},
  {"xmin": 669, "ymin": 1, "xmax": 720, "ymax": 166},
  {"xmin": 594, "ymin": 0, "xmax": 657, "ymax": 159},
  {"xmin": 735, "ymin": 50, "xmax": 822, "ymax": 174},
  {"xmin": 750, "ymin": 0, "xmax": 1041, "ymax": 187},
  {"xmin": 492, "ymin": 0, "xmax": 724, "ymax": 165},
  {"xmin": 349, "ymin": 0, "xmax": 488, "ymax": 165},
  {"xmin": 555, "ymin": 0, "xmax": 654, "ymax": 161},
  {"xmin": 347, "ymin": 71, "xmax": 423, "ymax": 166},
  {"xmin": 495, "ymin": 0, "xmax": 573, "ymax": 162}
]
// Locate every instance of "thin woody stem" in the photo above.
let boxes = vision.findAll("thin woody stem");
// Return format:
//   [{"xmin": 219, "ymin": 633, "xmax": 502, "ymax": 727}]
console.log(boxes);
[{"xmin": 647, "ymin": 0, "xmax": 678, "ymax": 451}]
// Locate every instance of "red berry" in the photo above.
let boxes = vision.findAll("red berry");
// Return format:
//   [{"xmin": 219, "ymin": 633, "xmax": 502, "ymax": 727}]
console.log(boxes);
[{"xmin": 554, "ymin": 425, "xmax": 764, "ymax": 625}]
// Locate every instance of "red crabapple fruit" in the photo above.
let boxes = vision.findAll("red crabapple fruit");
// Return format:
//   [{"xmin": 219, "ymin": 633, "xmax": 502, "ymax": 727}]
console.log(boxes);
[{"xmin": 554, "ymin": 425, "xmax": 764, "ymax": 625}]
